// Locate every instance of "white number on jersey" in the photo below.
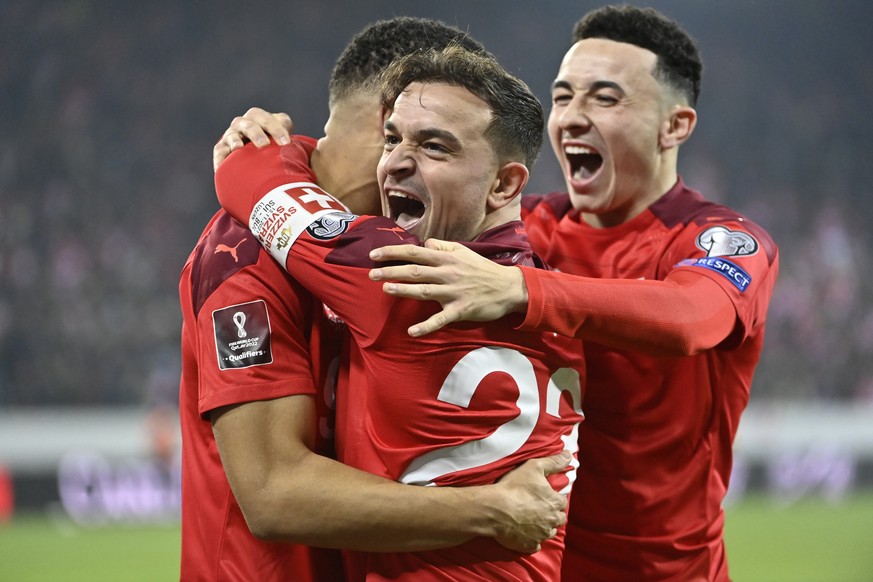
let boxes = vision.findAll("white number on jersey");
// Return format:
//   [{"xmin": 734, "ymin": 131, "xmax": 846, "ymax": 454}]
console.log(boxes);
[{"xmin": 399, "ymin": 347, "xmax": 582, "ymax": 489}]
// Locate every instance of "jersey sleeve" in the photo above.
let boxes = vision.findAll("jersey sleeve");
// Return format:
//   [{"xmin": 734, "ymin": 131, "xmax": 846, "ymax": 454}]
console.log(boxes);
[
  {"xmin": 214, "ymin": 139, "xmax": 422, "ymax": 340},
  {"xmin": 215, "ymin": 139, "xmax": 351, "ymax": 258},
  {"xmin": 520, "ymin": 267, "xmax": 736, "ymax": 355},
  {"xmin": 192, "ymin": 257, "xmax": 317, "ymax": 417},
  {"xmin": 664, "ymin": 219, "xmax": 779, "ymax": 346},
  {"xmin": 519, "ymin": 217, "xmax": 778, "ymax": 354}
]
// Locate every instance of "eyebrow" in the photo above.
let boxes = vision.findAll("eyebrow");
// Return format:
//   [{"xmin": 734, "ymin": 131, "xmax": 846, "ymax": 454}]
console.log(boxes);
[
  {"xmin": 384, "ymin": 120, "xmax": 463, "ymax": 150},
  {"xmin": 552, "ymin": 79, "xmax": 625, "ymax": 95}
]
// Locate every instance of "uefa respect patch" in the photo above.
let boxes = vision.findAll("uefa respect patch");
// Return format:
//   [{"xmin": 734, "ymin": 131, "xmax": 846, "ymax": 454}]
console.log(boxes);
[
  {"xmin": 676, "ymin": 257, "xmax": 752, "ymax": 292},
  {"xmin": 212, "ymin": 300, "xmax": 273, "ymax": 370}
]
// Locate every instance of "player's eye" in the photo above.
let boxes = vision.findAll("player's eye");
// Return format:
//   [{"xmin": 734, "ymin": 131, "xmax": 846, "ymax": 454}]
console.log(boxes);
[
  {"xmin": 552, "ymin": 93, "xmax": 572, "ymax": 106},
  {"xmin": 593, "ymin": 92, "xmax": 619, "ymax": 106},
  {"xmin": 423, "ymin": 142, "xmax": 448, "ymax": 154}
]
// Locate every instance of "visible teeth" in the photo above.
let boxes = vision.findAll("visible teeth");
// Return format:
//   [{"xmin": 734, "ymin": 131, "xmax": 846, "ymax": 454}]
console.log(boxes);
[
  {"xmin": 388, "ymin": 191, "xmax": 421, "ymax": 203},
  {"xmin": 565, "ymin": 145, "xmax": 596, "ymax": 155},
  {"xmin": 387, "ymin": 189, "xmax": 425, "ymax": 225}
]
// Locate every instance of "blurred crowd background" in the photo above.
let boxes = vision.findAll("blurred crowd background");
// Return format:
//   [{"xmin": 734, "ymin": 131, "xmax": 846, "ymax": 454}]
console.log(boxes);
[{"xmin": 1, "ymin": 0, "xmax": 871, "ymax": 410}]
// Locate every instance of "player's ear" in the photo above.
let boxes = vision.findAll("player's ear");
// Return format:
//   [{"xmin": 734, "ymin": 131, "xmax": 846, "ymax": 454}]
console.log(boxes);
[
  {"xmin": 488, "ymin": 161, "xmax": 528, "ymax": 210},
  {"xmin": 660, "ymin": 105, "xmax": 697, "ymax": 150}
]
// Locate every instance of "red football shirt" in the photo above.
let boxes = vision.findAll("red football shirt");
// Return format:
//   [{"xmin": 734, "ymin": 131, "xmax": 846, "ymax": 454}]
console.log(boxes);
[
  {"xmin": 178, "ymin": 210, "xmax": 343, "ymax": 581},
  {"xmin": 520, "ymin": 183, "xmax": 779, "ymax": 581},
  {"xmin": 216, "ymin": 140, "xmax": 586, "ymax": 581}
]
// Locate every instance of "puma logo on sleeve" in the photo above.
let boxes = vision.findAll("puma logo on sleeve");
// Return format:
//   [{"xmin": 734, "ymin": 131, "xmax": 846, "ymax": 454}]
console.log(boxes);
[{"xmin": 214, "ymin": 238, "xmax": 248, "ymax": 262}]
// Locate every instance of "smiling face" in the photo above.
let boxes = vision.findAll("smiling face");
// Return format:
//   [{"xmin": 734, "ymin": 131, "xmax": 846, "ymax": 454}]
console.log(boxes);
[
  {"xmin": 378, "ymin": 82, "xmax": 504, "ymax": 242},
  {"xmin": 549, "ymin": 38, "xmax": 687, "ymax": 227}
]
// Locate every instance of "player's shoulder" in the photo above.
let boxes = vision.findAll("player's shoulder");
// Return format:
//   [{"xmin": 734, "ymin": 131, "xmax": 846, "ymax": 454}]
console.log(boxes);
[
  {"xmin": 692, "ymin": 203, "xmax": 777, "ymax": 266},
  {"xmin": 316, "ymin": 215, "xmax": 420, "ymax": 268},
  {"xmin": 521, "ymin": 191, "xmax": 574, "ymax": 220},
  {"xmin": 654, "ymin": 182, "xmax": 778, "ymax": 265},
  {"xmin": 194, "ymin": 211, "xmax": 261, "ymax": 269},
  {"xmin": 187, "ymin": 212, "xmax": 292, "ymax": 314}
]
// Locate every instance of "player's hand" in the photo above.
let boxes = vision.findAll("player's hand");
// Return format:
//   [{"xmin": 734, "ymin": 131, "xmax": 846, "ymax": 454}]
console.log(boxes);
[
  {"xmin": 368, "ymin": 239, "xmax": 529, "ymax": 337},
  {"xmin": 491, "ymin": 451, "xmax": 570, "ymax": 553},
  {"xmin": 213, "ymin": 107, "xmax": 294, "ymax": 171}
]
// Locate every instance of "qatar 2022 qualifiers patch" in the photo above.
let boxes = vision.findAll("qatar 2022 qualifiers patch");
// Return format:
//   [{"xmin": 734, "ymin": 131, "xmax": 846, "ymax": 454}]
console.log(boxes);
[{"xmin": 212, "ymin": 299, "xmax": 273, "ymax": 369}]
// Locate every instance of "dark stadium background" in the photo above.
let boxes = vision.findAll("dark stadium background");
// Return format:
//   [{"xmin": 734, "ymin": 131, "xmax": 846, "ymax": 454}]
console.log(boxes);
[{"xmin": 0, "ymin": 2, "xmax": 871, "ymax": 573}]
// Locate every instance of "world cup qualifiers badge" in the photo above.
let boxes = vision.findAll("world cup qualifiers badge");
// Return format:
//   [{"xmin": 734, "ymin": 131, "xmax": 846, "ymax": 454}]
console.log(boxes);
[{"xmin": 212, "ymin": 300, "xmax": 274, "ymax": 369}]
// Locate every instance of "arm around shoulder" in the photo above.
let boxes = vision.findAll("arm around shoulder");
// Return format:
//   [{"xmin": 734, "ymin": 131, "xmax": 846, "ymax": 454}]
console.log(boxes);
[
  {"xmin": 519, "ymin": 267, "xmax": 736, "ymax": 356},
  {"xmin": 211, "ymin": 393, "xmax": 566, "ymax": 552}
]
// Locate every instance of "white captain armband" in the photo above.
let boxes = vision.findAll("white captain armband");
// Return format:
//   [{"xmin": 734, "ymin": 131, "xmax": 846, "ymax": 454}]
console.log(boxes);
[{"xmin": 248, "ymin": 182, "xmax": 350, "ymax": 265}]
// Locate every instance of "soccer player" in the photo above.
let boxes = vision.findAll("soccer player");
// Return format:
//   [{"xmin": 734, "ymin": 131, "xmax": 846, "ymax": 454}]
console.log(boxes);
[
  {"xmin": 214, "ymin": 46, "xmax": 586, "ymax": 581},
  {"xmin": 180, "ymin": 18, "xmax": 569, "ymax": 582},
  {"xmin": 212, "ymin": 7, "xmax": 780, "ymax": 580},
  {"xmin": 364, "ymin": 7, "xmax": 780, "ymax": 581}
]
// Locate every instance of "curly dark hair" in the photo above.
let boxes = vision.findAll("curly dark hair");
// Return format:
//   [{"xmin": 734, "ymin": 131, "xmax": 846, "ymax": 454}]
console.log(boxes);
[
  {"xmin": 329, "ymin": 17, "xmax": 487, "ymax": 105},
  {"xmin": 573, "ymin": 5, "xmax": 702, "ymax": 106},
  {"xmin": 379, "ymin": 45, "xmax": 544, "ymax": 169}
]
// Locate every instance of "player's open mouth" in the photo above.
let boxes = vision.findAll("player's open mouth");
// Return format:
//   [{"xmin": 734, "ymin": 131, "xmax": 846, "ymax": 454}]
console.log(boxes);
[
  {"xmin": 387, "ymin": 191, "xmax": 426, "ymax": 231},
  {"xmin": 565, "ymin": 144, "xmax": 602, "ymax": 181}
]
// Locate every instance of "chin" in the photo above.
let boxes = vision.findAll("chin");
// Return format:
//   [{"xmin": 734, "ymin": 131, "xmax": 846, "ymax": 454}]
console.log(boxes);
[{"xmin": 567, "ymin": 191, "xmax": 601, "ymax": 213}]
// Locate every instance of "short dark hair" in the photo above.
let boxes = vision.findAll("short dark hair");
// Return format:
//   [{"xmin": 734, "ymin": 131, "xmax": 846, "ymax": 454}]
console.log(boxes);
[
  {"xmin": 329, "ymin": 17, "xmax": 487, "ymax": 105},
  {"xmin": 573, "ymin": 5, "xmax": 702, "ymax": 106},
  {"xmin": 379, "ymin": 45, "xmax": 544, "ymax": 169}
]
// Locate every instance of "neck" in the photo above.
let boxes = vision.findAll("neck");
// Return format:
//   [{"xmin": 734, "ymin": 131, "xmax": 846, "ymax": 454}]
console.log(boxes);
[
  {"xmin": 311, "ymin": 90, "xmax": 384, "ymax": 216},
  {"xmin": 479, "ymin": 204, "xmax": 522, "ymax": 237},
  {"xmin": 310, "ymin": 148, "xmax": 382, "ymax": 216},
  {"xmin": 582, "ymin": 158, "xmax": 679, "ymax": 228}
]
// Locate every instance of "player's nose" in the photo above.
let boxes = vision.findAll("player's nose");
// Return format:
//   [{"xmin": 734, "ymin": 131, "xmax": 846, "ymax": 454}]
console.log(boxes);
[
  {"xmin": 380, "ymin": 143, "xmax": 415, "ymax": 177},
  {"xmin": 556, "ymin": 96, "xmax": 593, "ymax": 132}
]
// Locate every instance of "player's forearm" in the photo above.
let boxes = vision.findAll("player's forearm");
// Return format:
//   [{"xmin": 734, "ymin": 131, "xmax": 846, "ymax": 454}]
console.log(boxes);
[
  {"xmin": 214, "ymin": 144, "xmax": 270, "ymax": 226},
  {"xmin": 244, "ymin": 450, "xmax": 505, "ymax": 551},
  {"xmin": 214, "ymin": 141, "xmax": 315, "ymax": 229},
  {"xmin": 520, "ymin": 267, "xmax": 735, "ymax": 356}
]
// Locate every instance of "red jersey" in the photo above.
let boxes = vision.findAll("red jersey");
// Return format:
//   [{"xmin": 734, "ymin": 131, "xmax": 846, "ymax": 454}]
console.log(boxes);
[
  {"xmin": 520, "ymin": 183, "xmax": 779, "ymax": 581},
  {"xmin": 216, "ymin": 140, "xmax": 586, "ymax": 582},
  {"xmin": 178, "ymin": 210, "xmax": 344, "ymax": 581}
]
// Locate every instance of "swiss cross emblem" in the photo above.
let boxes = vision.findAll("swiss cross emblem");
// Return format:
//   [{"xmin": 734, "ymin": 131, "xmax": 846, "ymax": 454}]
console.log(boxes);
[{"xmin": 292, "ymin": 187, "xmax": 345, "ymax": 214}]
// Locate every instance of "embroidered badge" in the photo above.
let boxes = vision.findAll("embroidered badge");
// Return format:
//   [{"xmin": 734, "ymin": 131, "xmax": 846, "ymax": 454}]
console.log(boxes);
[
  {"xmin": 696, "ymin": 226, "xmax": 758, "ymax": 258},
  {"xmin": 212, "ymin": 300, "xmax": 273, "ymax": 369},
  {"xmin": 306, "ymin": 212, "xmax": 356, "ymax": 240},
  {"xmin": 677, "ymin": 257, "xmax": 752, "ymax": 292}
]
